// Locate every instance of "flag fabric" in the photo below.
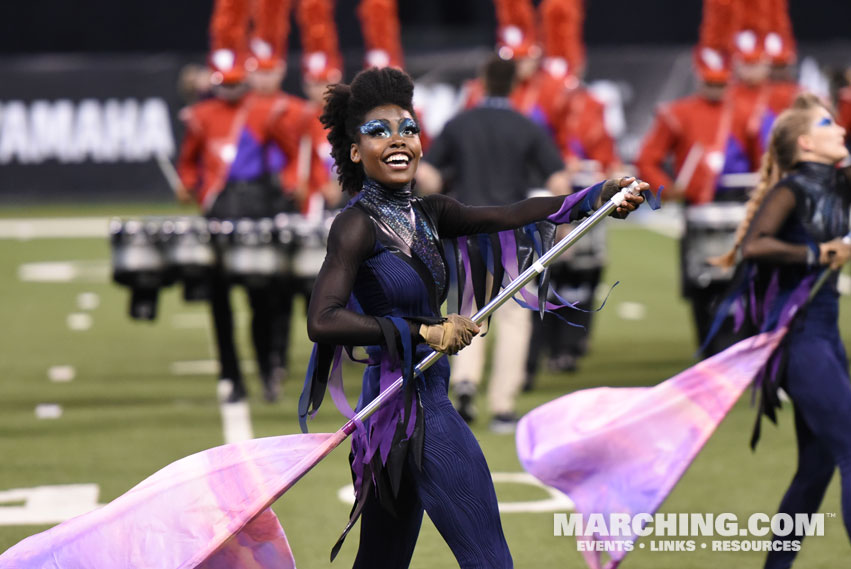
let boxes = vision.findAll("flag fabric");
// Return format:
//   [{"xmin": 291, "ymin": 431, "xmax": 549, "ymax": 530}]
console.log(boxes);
[
  {"xmin": 516, "ymin": 328, "xmax": 787, "ymax": 569},
  {"xmin": 0, "ymin": 433, "xmax": 341, "ymax": 569}
]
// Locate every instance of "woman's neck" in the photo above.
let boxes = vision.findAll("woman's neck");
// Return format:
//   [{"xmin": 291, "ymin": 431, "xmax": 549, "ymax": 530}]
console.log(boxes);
[
  {"xmin": 796, "ymin": 153, "xmax": 839, "ymax": 167},
  {"xmin": 361, "ymin": 177, "xmax": 413, "ymax": 202}
]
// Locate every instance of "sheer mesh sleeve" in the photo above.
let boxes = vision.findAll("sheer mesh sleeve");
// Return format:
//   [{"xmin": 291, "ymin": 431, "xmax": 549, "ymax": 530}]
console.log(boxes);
[
  {"xmin": 741, "ymin": 185, "xmax": 812, "ymax": 264},
  {"xmin": 423, "ymin": 193, "xmax": 577, "ymax": 238},
  {"xmin": 307, "ymin": 207, "xmax": 418, "ymax": 346}
]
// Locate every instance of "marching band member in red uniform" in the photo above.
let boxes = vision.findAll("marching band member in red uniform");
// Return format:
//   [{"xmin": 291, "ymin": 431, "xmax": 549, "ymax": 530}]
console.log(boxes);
[
  {"xmin": 763, "ymin": 0, "xmax": 800, "ymax": 115},
  {"xmin": 357, "ymin": 0, "xmax": 405, "ymax": 70},
  {"xmin": 178, "ymin": 0, "xmax": 327, "ymax": 403},
  {"xmin": 297, "ymin": 0, "xmax": 347, "ymax": 208},
  {"xmin": 637, "ymin": 1, "xmax": 757, "ymax": 357},
  {"xmin": 524, "ymin": 0, "xmax": 621, "ymax": 381},
  {"xmin": 460, "ymin": 0, "xmax": 551, "ymax": 127},
  {"xmin": 838, "ymin": 84, "xmax": 851, "ymax": 142}
]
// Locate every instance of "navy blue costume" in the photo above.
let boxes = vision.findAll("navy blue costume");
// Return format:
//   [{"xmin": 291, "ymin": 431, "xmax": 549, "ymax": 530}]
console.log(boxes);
[
  {"xmin": 742, "ymin": 162, "xmax": 851, "ymax": 568},
  {"xmin": 303, "ymin": 178, "xmax": 596, "ymax": 568}
]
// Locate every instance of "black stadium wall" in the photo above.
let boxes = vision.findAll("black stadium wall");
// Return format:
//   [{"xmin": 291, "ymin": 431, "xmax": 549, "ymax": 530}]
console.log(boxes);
[
  {"xmin": 0, "ymin": 1, "xmax": 849, "ymax": 203},
  {"xmin": 1, "ymin": 1, "xmax": 850, "ymax": 54}
]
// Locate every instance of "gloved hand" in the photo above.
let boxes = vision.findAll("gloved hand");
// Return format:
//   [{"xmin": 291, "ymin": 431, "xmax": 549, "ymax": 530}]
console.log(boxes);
[
  {"xmin": 600, "ymin": 176, "xmax": 648, "ymax": 218},
  {"xmin": 819, "ymin": 237, "xmax": 851, "ymax": 270},
  {"xmin": 419, "ymin": 314, "xmax": 480, "ymax": 355}
]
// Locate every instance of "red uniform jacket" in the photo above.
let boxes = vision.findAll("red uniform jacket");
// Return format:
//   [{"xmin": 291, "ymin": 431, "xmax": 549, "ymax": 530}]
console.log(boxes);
[
  {"xmin": 766, "ymin": 80, "xmax": 800, "ymax": 115},
  {"xmin": 838, "ymin": 86, "xmax": 851, "ymax": 139},
  {"xmin": 636, "ymin": 95, "xmax": 732, "ymax": 205},
  {"xmin": 560, "ymin": 87, "xmax": 618, "ymax": 172},
  {"xmin": 178, "ymin": 92, "xmax": 327, "ymax": 212}
]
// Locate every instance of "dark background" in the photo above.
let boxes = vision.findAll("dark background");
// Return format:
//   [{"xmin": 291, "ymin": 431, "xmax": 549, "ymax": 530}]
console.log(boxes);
[{"xmin": 1, "ymin": 0, "xmax": 849, "ymax": 55}]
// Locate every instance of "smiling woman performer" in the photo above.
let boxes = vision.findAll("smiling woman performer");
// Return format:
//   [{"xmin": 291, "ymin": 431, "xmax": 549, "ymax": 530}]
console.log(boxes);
[
  {"xmin": 714, "ymin": 93, "xmax": 851, "ymax": 568},
  {"xmin": 302, "ymin": 67, "xmax": 644, "ymax": 568}
]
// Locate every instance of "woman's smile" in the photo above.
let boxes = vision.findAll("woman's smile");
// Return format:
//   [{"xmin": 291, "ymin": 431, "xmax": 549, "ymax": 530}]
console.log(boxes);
[{"xmin": 351, "ymin": 104, "xmax": 422, "ymax": 188}]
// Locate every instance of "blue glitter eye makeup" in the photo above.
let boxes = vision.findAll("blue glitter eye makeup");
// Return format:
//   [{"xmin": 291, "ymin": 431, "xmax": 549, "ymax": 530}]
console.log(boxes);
[
  {"xmin": 358, "ymin": 118, "xmax": 420, "ymax": 138},
  {"xmin": 816, "ymin": 116, "xmax": 834, "ymax": 127},
  {"xmin": 359, "ymin": 120, "xmax": 392, "ymax": 137},
  {"xmin": 399, "ymin": 118, "xmax": 420, "ymax": 136}
]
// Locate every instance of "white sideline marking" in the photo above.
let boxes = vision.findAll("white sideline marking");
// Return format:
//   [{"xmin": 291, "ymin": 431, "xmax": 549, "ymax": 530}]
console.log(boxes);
[
  {"xmin": 18, "ymin": 260, "xmax": 109, "ymax": 283},
  {"xmin": 220, "ymin": 400, "xmax": 254, "ymax": 443},
  {"xmin": 35, "ymin": 404, "xmax": 63, "ymax": 419},
  {"xmin": 170, "ymin": 359, "xmax": 256, "ymax": 376},
  {"xmin": 0, "ymin": 484, "xmax": 102, "ymax": 525},
  {"xmin": 77, "ymin": 292, "xmax": 100, "ymax": 310},
  {"xmin": 0, "ymin": 217, "xmax": 109, "ymax": 240},
  {"xmin": 194, "ymin": 306, "xmax": 256, "ymax": 444},
  {"xmin": 67, "ymin": 313, "xmax": 93, "ymax": 331},
  {"xmin": 48, "ymin": 366, "xmax": 75, "ymax": 382},
  {"xmin": 616, "ymin": 301, "xmax": 647, "ymax": 321},
  {"xmin": 336, "ymin": 472, "xmax": 574, "ymax": 513}
]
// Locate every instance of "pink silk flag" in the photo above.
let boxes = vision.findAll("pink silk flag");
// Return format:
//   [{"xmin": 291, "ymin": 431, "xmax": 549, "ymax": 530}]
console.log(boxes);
[
  {"xmin": 0, "ymin": 432, "xmax": 344, "ymax": 569},
  {"xmin": 516, "ymin": 328, "xmax": 787, "ymax": 569}
]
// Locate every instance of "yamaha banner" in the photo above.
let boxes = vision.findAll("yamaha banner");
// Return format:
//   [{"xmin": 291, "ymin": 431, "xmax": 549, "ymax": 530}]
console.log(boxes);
[
  {"xmin": 1, "ymin": 44, "xmax": 847, "ymax": 204},
  {"xmin": 0, "ymin": 55, "xmax": 190, "ymax": 203}
]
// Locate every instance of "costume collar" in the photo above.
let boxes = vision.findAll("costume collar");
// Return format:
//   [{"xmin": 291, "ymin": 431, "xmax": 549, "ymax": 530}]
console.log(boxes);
[
  {"xmin": 361, "ymin": 177, "xmax": 413, "ymax": 208},
  {"xmin": 794, "ymin": 161, "xmax": 836, "ymax": 183},
  {"xmin": 479, "ymin": 96, "xmax": 512, "ymax": 109}
]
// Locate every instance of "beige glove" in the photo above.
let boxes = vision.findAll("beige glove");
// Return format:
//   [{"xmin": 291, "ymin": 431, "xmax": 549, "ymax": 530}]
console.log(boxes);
[
  {"xmin": 819, "ymin": 237, "xmax": 851, "ymax": 270},
  {"xmin": 419, "ymin": 314, "xmax": 480, "ymax": 355}
]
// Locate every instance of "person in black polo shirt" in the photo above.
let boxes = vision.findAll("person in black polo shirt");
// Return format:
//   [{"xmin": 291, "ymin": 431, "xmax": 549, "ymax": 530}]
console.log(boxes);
[{"xmin": 417, "ymin": 55, "xmax": 570, "ymax": 432}]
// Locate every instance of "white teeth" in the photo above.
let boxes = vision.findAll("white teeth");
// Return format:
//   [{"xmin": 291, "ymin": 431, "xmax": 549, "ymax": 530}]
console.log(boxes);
[{"xmin": 385, "ymin": 153, "xmax": 410, "ymax": 165}]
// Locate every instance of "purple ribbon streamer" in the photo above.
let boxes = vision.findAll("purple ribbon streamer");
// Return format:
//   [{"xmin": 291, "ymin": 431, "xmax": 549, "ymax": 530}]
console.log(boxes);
[{"xmin": 546, "ymin": 185, "xmax": 594, "ymax": 224}]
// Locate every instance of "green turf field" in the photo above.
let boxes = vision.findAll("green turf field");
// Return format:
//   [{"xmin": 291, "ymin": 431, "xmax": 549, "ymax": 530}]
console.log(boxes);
[{"xmin": 0, "ymin": 205, "xmax": 847, "ymax": 567}]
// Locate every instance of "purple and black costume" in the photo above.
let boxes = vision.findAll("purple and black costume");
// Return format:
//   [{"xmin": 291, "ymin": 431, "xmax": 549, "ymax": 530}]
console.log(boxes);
[
  {"xmin": 300, "ymin": 177, "xmax": 600, "ymax": 568},
  {"xmin": 739, "ymin": 162, "xmax": 851, "ymax": 568}
]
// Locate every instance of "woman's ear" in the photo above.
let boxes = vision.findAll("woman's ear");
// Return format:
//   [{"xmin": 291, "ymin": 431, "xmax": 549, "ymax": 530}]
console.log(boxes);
[
  {"xmin": 797, "ymin": 133, "xmax": 814, "ymax": 153},
  {"xmin": 350, "ymin": 143, "xmax": 361, "ymax": 164}
]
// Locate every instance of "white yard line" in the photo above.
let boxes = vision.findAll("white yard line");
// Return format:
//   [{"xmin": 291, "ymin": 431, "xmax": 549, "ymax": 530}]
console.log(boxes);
[
  {"xmin": 18, "ymin": 260, "xmax": 109, "ymax": 283},
  {"xmin": 197, "ymin": 315, "xmax": 255, "ymax": 443},
  {"xmin": 34, "ymin": 404, "xmax": 63, "ymax": 419},
  {"xmin": 0, "ymin": 484, "xmax": 102, "ymax": 525},
  {"xmin": 219, "ymin": 400, "xmax": 254, "ymax": 443},
  {"xmin": 0, "ymin": 217, "xmax": 109, "ymax": 240},
  {"xmin": 48, "ymin": 366, "xmax": 75, "ymax": 382},
  {"xmin": 67, "ymin": 313, "xmax": 93, "ymax": 331}
]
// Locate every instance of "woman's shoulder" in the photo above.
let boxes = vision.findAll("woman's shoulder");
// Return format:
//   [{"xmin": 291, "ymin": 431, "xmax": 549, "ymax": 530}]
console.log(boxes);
[{"xmin": 327, "ymin": 205, "xmax": 376, "ymax": 253}]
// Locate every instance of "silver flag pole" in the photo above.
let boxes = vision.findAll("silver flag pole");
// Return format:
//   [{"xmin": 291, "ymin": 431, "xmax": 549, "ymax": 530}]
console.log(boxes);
[{"xmin": 343, "ymin": 181, "xmax": 642, "ymax": 434}]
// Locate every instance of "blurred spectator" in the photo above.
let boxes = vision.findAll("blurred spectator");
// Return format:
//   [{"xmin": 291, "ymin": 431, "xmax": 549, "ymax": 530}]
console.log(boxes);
[{"xmin": 417, "ymin": 56, "xmax": 569, "ymax": 433}]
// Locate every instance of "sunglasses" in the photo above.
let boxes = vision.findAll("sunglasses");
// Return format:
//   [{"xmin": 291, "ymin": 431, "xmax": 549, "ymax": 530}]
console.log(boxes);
[{"xmin": 358, "ymin": 118, "xmax": 420, "ymax": 138}]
